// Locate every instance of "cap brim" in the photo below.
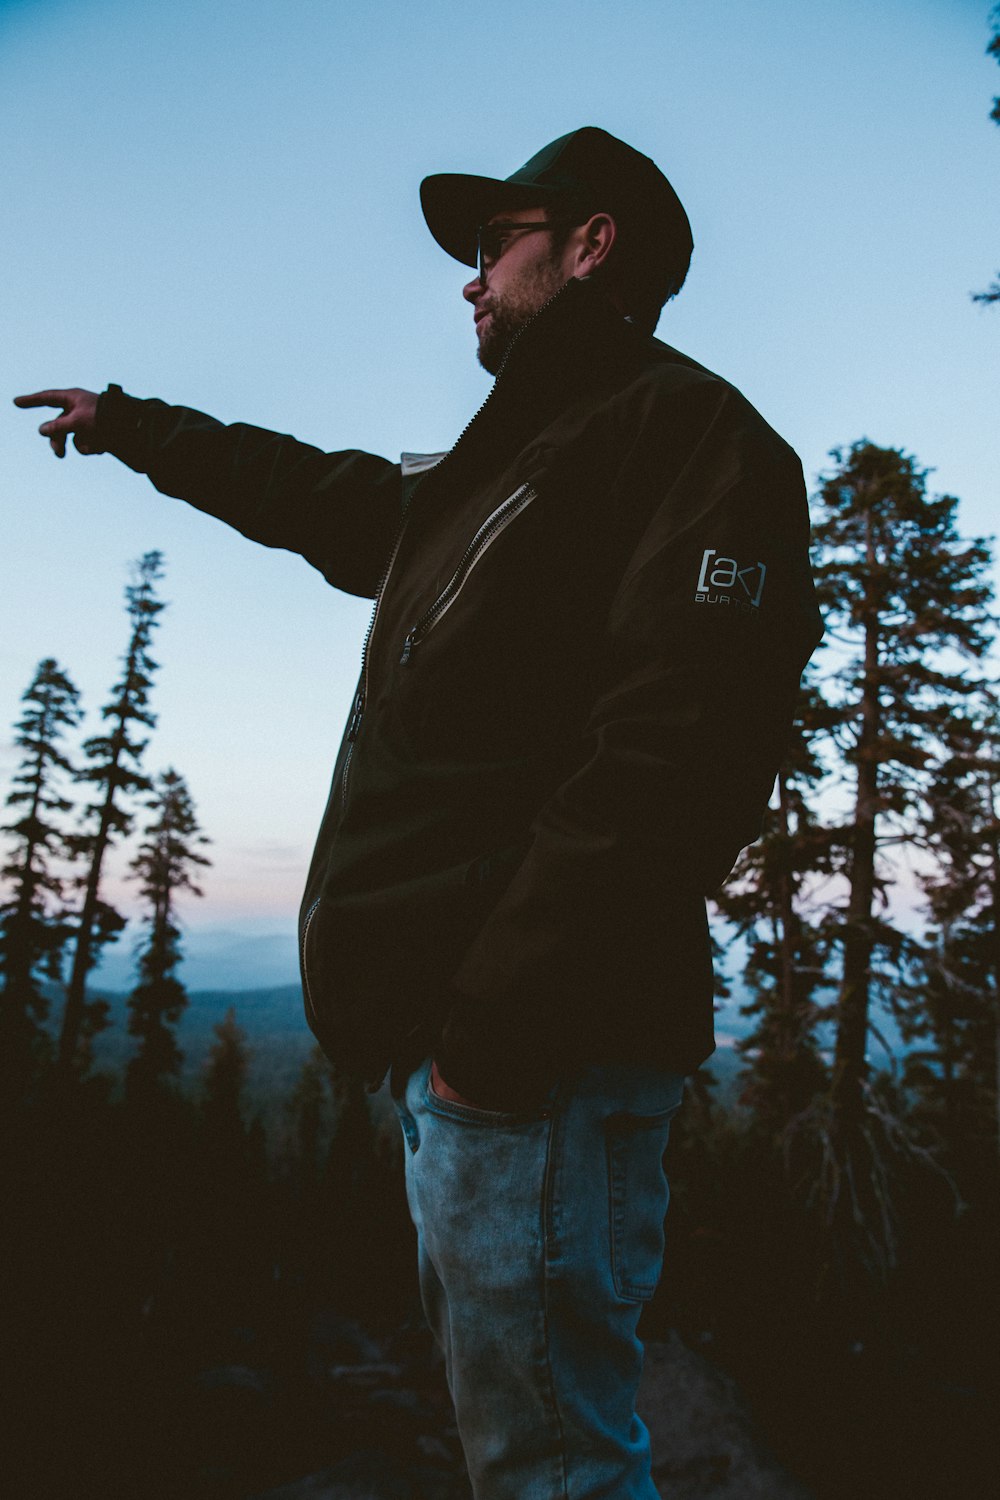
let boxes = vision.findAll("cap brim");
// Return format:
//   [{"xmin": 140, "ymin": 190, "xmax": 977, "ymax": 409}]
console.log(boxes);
[{"xmin": 420, "ymin": 173, "xmax": 553, "ymax": 268}]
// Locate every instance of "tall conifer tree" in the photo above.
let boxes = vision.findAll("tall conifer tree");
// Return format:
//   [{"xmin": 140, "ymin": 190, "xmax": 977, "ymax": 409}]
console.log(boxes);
[
  {"xmin": 714, "ymin": 676, "xmax": 834, "ymax": 1132},
  {"xmin": 0, "ymin": 658, "xmax": 81, "ymax": 1082},
  {"xmin": 811, "ymin": 443, "xmax": 993, "ymax": 1144},
  {"xmin": 125, "ymin": 769, "xmax": 210, "ymax": 1105},
  {"xmin": 202, "ymin": 1006, "xmax": 250, "ymax": 1142},
  {"xmin": 906, "ymin": 690, "xmax": 1000, "ymax": 1159},
  {"xmin": 59, "ymin": 551, "xmax": 166, "ymax": 1075},
  {"xmin": 973, "ymin": 6, "xmax": 1000, "ymax": 306},
  {"xmin": 289, "ymin": 1046, "xmax": 333, "ymax": 1186}
]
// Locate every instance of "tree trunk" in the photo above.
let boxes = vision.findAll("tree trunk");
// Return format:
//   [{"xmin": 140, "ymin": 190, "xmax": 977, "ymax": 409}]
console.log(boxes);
[
  {"xmin": 987, "ymin": 780, "xmax": 1000, "ymax": 1160},
  {"xmin": 832, "ymin": 513, "xmax": 881, "ymax": 1134},
  {"xmin": 775, "ymin": 772, "xmax": 799, "ymax": 1059},
  {"xmin": 6, "ymin": 807, "xmax": 42, "ymax": 1001},
  {"xmin": 57, "ymin": 779, "xmax": 117, "ymax": 1072}
]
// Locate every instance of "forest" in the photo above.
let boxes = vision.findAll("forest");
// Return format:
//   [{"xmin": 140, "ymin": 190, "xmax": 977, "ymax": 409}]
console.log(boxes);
[{"xmin": 2, "ymin": 433, "xmax": 997, "ymax": 1499}]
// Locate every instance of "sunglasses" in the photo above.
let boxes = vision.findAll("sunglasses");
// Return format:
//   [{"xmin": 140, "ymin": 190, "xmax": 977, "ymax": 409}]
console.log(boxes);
[{"xmin": 476, "ymin": 220, "xmax": 563, "ymax": 283}]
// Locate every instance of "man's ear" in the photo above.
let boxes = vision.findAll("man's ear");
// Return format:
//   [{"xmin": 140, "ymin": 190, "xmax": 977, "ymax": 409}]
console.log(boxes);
[{"xmin": 572, "ymin": 213, "xmax": 617, "ymax": 278}]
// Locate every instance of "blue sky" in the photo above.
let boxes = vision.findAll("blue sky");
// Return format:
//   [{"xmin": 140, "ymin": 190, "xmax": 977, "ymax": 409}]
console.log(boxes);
[{"xmin": 2, "ymin": 0, "xmax": 998, "ymax": 990}]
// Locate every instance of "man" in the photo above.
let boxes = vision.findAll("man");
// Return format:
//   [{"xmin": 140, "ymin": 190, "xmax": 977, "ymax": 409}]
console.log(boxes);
[{"xmin": 16, "ymin": 127, "xmax": 822, "ymax": 1499}]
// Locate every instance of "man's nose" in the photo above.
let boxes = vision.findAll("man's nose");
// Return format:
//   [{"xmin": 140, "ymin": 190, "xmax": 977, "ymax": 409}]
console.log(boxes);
[{"xmin": 463, "ymin": 274, "xmax": 485, "ymax": 303}]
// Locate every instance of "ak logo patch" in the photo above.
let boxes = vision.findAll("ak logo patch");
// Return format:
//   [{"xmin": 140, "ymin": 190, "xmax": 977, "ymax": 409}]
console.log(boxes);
[{"xmin": 695, "ymin": 549, "xmax": 767, "ymax": 612}]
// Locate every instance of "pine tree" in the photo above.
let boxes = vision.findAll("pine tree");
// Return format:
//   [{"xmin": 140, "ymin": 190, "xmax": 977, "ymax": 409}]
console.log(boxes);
[
  {"xmin": 195, "ymin": 1007, "xmax": 272, "ymax": 1322},
  {"xmin": 125, "ymin": 769, "xmax": 210, "ymax": 1106},
  {"xmin": 289, "ymin": 1045, "xmax": 333, "ymax": 1185},
  {"xmin": 905, "ymin": 690, "xmax": 1000, "ymax": 1161},
  {"xmin": 805, "ymin": 442, "xmax": 992, "ymax": 1279},
  {"xmin": 202, "ymin": 1005, "xmax": 250, "ymax": 1143},
  {"xmin": 714, "ymin": 674, "xmax": 834, "ymax": 1134},
  {"xmin": 0, "ymin": 659, "xmax": 82, "ymax": 1083},
  {"xmin": 59, "ymin": 552, "xmax": 166, "ymax": 1075},
  {"xmin": 973, "ymin": 6, "xmax": 1000, "ymax": 306},
  {"xmin": 812, "ymin": 444, "xmax": 993, "ymax": 1136}
]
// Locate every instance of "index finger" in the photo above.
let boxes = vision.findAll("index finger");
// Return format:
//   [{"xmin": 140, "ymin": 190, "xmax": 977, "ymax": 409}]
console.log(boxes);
[{"xmin": 13, "ymin": 390, "xmax": 74, "ymax": 410}]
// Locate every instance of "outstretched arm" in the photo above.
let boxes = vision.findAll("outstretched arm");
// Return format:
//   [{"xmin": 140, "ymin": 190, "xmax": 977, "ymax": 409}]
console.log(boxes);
[{"xmin": 14, "ymin": 386, "xmax": 402, "ymax": 598}]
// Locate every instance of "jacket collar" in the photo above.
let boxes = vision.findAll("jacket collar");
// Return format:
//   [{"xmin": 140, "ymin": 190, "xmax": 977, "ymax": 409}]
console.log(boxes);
[
  {"xmin": 492, "ymin": 274, "xmax": 646, "ymax": 411},
  {"xmin": 414, "ymin": 278, "xmax": 648, "ymax": 509}
]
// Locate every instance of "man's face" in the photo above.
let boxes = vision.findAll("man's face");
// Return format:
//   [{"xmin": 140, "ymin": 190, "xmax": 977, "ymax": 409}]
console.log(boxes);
[{"xmin": 462, "ymin": 207, "xmax": 576, "ymax": 375}]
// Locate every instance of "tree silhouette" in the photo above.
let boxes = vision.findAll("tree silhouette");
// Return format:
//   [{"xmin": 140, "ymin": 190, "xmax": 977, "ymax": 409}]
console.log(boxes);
[
  {"xmin": 125, "ymin": 769, "xmax": 211, "ymax": 1106},
  {"xmin": 288, "ymin": 1045, "xmax": 333, "ymax": 1187},
  {"xmin": 714, "ymin": 675, "xmax": 835, "ymax": 1134},
  {"xmin": 0, "ymin": 658, "xmax": 82, "ymax": 1088},
  {"xmin": 805, "ymin": 442, "xmax": 992, "ymax": 1278},
  {"xmin": 973, "ymin": 6, "xmax": 1000, "ymax": 305},
  {"xmin": 812, "ymin": 443, "xmax": 993, "ymax": 1134},
  {"xmin": 58, "ymin": 552, "xmax": 166, "ymax": 1076},
  {"xmin": 906, "ymin": 690, "xmax": 1000, "ymax": 1159},
  {"xmin": 202, "ymin": 1005, "xmax": 250, "ymax": 1142}
]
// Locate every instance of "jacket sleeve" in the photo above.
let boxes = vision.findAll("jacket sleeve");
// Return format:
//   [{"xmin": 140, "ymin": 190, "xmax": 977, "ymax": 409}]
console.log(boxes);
[
  {"xmin": 437, "ymin": 392, "xmax": 824, "ymax": 1106},
  {"xmin": 94, "ymin": 384, "xmax": 402, "ymax": 598}
]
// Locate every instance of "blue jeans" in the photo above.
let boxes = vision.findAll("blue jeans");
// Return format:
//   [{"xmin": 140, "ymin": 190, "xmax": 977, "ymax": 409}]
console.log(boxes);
[{"xmin": 393, "ymin": 1057, "xmax": 685, "ymax": 1500}]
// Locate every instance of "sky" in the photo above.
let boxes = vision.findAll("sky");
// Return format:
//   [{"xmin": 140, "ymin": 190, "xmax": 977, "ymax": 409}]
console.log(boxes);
[{"xmin": 2, "ymin": 0, "xmax": 998, "ymax": 992}]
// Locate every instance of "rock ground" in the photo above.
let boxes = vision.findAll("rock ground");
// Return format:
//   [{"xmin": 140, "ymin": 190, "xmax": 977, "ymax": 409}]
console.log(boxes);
[
  {"xmin": 640, "ymin": 1333, "xmax": 814, "ymax": 1499},
  {"xmin": 247, "ymin": 1330, "xmax": 813, "ymax": 1500}
]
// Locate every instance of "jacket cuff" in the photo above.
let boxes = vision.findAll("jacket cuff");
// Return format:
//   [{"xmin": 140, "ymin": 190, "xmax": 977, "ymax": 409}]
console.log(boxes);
[{"xmin": 94, "ymin": 384, "xmax": 151, "ymax": 471}]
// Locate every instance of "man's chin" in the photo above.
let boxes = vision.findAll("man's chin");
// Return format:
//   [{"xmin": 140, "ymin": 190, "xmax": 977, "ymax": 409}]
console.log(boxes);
[{"xmin": 476, "ymin": 326, "xmax": 507, "ymax": 377}]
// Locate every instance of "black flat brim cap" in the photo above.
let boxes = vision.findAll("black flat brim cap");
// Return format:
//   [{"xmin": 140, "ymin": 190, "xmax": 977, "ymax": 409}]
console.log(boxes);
[
  {"xmin": 420, "ymin": 174, "xmax": 554, "ymax": 269},
  {"xmin": 420, "ymin": 126, "xmax": 693, "ymax": 299}
]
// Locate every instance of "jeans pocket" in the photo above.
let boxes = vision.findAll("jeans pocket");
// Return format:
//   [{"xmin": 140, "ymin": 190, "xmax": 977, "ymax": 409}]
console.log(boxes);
[
  {"xmin": 394, "ymin": 1096, "xmax": 421, "ymax": 1154},
  {"xmin": 391, "ymin": 1058, "xmax": 427, "ymax": 1154},
  {"xmin": 604, "ymin": 1104, "xmax": 681, "ymax": 1301},
  {"xmin": 423, "ymin": 1076, "xmax": 554, "ymax": 1129}
]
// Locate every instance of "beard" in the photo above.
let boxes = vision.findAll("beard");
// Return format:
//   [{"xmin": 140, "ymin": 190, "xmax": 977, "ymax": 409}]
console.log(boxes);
[{"xmin": 475, "ymin": 252, "xmax": 568, "ymax": 375}]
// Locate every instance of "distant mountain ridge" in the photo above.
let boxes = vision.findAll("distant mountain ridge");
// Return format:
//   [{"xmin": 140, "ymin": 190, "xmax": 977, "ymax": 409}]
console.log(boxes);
[
  {"xmin": 39, "ymin": 980, "xmax": 751, "ymax": 1108},
  {"xmin": 86, "ymin": 925, "xmax": 300, "ymax": 994}
]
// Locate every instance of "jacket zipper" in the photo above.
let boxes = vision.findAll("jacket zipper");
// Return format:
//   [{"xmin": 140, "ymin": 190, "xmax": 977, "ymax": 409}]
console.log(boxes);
[
  {"xmin": 399, "ymin": 484, "xmax": 538, "ymax": 663},
  {"xmin": 339, "ymin": 509, "xmax": 410, "ymax": 810},
  {"xmin": 338, "ymin": 279, "xmax": 574, "ymax": 811},
  {"xmin": 300, "ymin": 895, "xmax": 322, "ymax": 1029}
]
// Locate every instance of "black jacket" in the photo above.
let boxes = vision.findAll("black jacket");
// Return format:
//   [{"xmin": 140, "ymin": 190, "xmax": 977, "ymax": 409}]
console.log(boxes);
[{"xmin": 95, "ymin": 277, "xmax": 823, "ymax": 1107}]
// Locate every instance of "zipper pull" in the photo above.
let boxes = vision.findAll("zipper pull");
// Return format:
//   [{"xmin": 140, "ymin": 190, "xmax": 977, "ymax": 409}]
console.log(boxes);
[
  {"xmin": 347, "ymin": 689, "xmax": 365, "ymax": 740},
  {"xmin": 400, "ymin": 630, "xmax": 417, "ymax": 665}
]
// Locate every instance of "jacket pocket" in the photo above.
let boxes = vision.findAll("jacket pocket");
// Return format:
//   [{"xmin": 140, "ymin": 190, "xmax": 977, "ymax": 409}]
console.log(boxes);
[
  {"xmin": 605, "ymin": 1102, "xmax": 682, "ymax": 1301},
  {"xmin": 399, "ymin": 483, "xmax": 538, "ymax": 663}
]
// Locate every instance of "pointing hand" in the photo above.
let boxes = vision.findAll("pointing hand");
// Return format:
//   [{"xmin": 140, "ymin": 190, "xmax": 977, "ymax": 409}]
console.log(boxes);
[{"xmin": 13, "ymin": 387, "xmax": 100, "ymax": 458}]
